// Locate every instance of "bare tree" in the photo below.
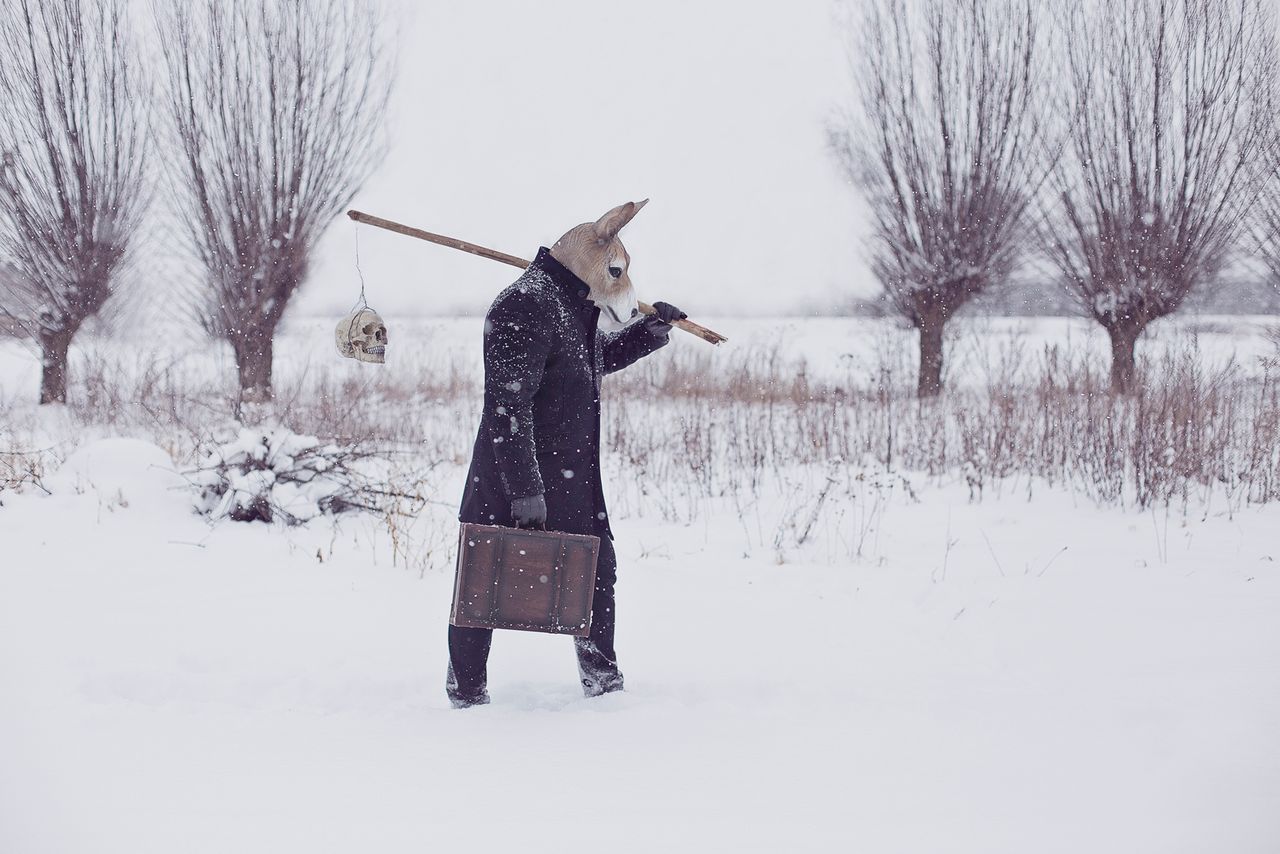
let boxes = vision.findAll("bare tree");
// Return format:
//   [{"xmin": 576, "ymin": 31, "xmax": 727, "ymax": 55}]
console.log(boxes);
[
  {"xmin": 1044, "ymin": 0, "xmax": 1274, "ymax": 394},
  {"xmin": 1254, "ymin": 175, "xmax": 1280, "ymax": 293},
  {"xmin": 830, "ymin": 0, "xmax": 1044, "ymax": 397},
  {"xmin": 0, "ymin": 0, "xmax": 146, "ymax": 405},
  {"xmin": 154, "ymin": 0, "xmax": 393, "ymax": 408},
  {"xmin": 1252, "ymin": 130, "xmax": 1280, "ymax": 298}
]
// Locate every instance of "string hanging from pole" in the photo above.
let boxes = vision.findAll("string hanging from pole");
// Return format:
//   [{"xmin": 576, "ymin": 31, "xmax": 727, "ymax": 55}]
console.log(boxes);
[
  {"xmin": 333, "ymin": 220, "xmax": 388, "ymax": 364},
  {"xmin": 351, "ymin": 221, "xmax": 369, "ymax": 313}
]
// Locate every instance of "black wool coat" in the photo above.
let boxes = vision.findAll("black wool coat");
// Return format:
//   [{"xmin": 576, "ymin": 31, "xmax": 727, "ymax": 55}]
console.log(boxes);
[{"xmin": 459, "ymin": 247, "xmax": 668, "ymax": 539}]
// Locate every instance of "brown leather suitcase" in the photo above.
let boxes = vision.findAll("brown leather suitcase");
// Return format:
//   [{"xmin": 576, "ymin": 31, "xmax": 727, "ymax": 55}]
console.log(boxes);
[{"xmin": 450, "ymin": 523, "xmax": 601, "ymax": 637}]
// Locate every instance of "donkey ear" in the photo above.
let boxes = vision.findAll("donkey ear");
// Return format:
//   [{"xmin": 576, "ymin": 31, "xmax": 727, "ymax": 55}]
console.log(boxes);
[{"xmin": 593, "ymin": 199, "xmax": 649, "ymax": 241}]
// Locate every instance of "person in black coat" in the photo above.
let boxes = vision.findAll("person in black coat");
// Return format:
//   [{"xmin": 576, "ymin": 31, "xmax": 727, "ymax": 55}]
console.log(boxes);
[{"xmin": 448, "ymin": 201, "xmax": 685, "ymax": 708}]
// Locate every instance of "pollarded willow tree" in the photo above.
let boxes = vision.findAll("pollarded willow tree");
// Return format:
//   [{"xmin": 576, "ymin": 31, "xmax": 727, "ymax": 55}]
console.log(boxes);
[
  {"xmin": 155, "ymin": 0, "xmax": 393, "ymax": 407},
  {"xmin": 830, "ymin": 0, "xmax": 1045, "ymax": 397},
  {"xmin": 1044, "ymin": 0, "xmax": 1275, "ymax": 394},
  {"xmin": 1255, "ymin": 170, "xmax": 1280, "ymax": 294},
  {"xmin": 1252, "ymin": 129, "xmax": 1280, "ymax": 298},
  {"xmin": 0, "ymin": 0, "xmax": 147, "ymax": 405}
]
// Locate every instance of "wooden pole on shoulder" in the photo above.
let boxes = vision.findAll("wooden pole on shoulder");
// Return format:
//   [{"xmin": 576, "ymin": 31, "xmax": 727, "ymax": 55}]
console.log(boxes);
[{"xmin": 347, "ymin": 209, "xmax": 727, "ymax": 345}]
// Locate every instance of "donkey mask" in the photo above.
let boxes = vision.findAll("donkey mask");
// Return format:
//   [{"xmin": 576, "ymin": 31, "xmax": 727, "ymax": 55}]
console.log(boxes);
[{"xmin": 550, "ymin": 200, "xmax": 647, "ymax": 332}]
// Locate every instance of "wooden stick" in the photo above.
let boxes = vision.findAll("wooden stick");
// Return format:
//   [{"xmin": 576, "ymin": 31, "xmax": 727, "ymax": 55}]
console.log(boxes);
[
  {"xmin": 348, "ymin": 210, "xmax": 531, "ymax": 270},
  {"xmin": 347, "ymin": 209, "xmax": 727, "ymax": 345}
]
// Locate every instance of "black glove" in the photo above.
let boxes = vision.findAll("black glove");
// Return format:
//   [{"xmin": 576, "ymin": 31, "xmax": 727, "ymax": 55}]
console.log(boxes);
[
  {"xmin": 643, "ymin": 301, "xmax": 687, "ymax": 337},
  {"xmin": 511, "ymin": 493, "xmax": 547, "ymax": 529}
]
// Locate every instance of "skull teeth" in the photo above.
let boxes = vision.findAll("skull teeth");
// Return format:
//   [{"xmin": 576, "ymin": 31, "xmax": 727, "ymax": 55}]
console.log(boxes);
[{"xmin": 365, "ymin": 346, "xmax": 385, "ymax": 355}]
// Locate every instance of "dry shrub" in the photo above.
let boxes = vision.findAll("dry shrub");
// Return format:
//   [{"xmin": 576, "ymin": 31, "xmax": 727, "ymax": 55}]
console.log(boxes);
[
  {"xmin": 600, "ymin": 328, "xmax": 1280, "ymax": 515},
  {"xmin": 189, "ymin": 427, "xmax": 428, "ymax": 525},
  {"xmin": 33, "ymin": 343, "xmax": 478, "ymax": 464},
  {"xmin": 0, "ymin": 447, "xmax": 50, "ymax": 503},
  {"xmin": 4, "ymin": 324, "xmax": 1277, "ymax": 557}
]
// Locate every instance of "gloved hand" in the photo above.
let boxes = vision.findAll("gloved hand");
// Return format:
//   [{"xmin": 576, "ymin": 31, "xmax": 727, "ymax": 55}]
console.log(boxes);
[
  {"xmin": 511, "ymin": 493, "xmax": 547, "ymax": 529},
  {"xmin": 643, "ymin": 301, "xmax": 687, "ymax": 337}
]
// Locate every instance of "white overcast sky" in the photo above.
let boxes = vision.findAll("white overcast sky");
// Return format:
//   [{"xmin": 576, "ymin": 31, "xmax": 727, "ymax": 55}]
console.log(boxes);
[{"xmin": 300, "ymin": 0, "xmax": 872, "ymax": 319}]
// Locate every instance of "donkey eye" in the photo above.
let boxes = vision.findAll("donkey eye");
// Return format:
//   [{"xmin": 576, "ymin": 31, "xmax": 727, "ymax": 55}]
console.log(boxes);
[{"xmin": 607, "ymin": 265, "xmax": 623, "ymax": 278}]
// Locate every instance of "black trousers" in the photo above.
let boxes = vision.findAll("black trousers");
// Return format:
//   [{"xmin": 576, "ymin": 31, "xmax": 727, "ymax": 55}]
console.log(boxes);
[{"xmin": 447, "ymin": 533, "xmax": 620, "ymax": 703}]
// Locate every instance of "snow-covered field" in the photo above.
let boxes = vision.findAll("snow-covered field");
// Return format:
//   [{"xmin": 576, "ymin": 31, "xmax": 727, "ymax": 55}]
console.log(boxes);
[
  {"xmin": 3, "ymin": 314, "xmax": 1279, "ymax": 413},
  {"xmin": 2, "ymin": 316, "xmax": 1279, "ymax": 853}
]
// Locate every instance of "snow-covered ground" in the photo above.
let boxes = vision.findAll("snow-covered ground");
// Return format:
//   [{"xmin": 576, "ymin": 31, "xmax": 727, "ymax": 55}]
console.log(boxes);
[
  {"xmin": 1, "ymin": 436, "xmax": 1278, "ymax": 853},
  {"xmin": 2, "ymin": 316, "xmax": 1279, "ymax": 853}
]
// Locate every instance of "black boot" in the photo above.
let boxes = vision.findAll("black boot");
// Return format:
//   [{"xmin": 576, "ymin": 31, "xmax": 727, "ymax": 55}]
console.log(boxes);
[
  {"xmin": 576, "ymin": 638, "xmax": 624, "ymax": 697},
  {"xmin": 446, "ymin": 662, "xmax": 491, "ymax": 709},
  {"xmin": 574, "ymin": 536, "xmax": 624, "ymax": 698},
  {"xmin": 445, "ymin": 622, "xmax": 493, "ymax": 711},
  {"xmin": 450, "ymin": 691, "xmax": 491, "ymax": 710},
  {"xmin": 579, "ymin": 671, "xmax": 625, "ymax": 698}
]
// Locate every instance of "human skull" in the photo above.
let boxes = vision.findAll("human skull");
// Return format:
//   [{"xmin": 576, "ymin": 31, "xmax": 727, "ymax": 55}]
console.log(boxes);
[{"xmin": 335, "ymin": 308, "xmax": 387, "ymax": 364}]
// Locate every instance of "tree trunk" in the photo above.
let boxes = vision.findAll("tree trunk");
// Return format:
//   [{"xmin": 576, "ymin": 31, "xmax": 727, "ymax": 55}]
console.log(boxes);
[
  {"xmin": 38, "ymin": 327, "xmax": 73, "ymax": 405},
  {"xmin": 1107, "ymin": 323, "xmax": 1142, "ymax": 394},
  {"xmin": 233, "ymin": 328, "xmax": 275, "ymax": 413},
  {"xmin": 917, "ymin": 315, "xmax": 945, "ymax": 398}
]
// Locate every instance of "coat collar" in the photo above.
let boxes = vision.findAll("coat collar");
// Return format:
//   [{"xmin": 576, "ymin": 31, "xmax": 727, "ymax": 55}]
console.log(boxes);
[{"xmin": 533, "ymin": 247, "xmax": 594, "ymax": 305}]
